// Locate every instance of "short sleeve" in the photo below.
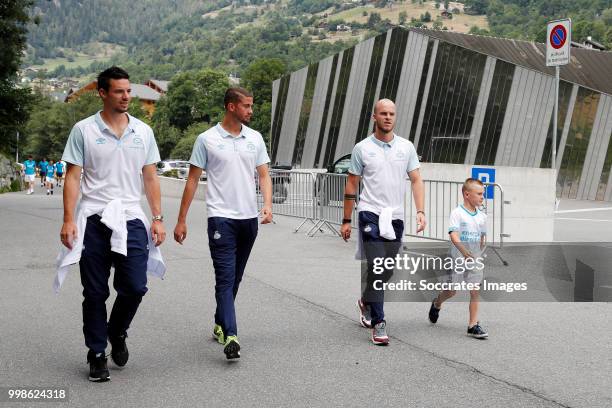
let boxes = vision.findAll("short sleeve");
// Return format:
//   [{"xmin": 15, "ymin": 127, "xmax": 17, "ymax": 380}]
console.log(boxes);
[
  {"xmin": 145, "ymin": 129, "xmax": 161, "ymax": 165},
  {"xmin": 256, "ymin": 135, "xmax": 270, "ymax": 167},
  {"xmin": 62, "ymin": 126, "xmax": 85, "ymax": 166},
  {"xmin": 189, "ymin": 134, "xmax": 208, "ymax": 169},
  {"xmin": 406, "ymin": 142, "xmax": 420, "ymax": 173},
  {"xmin": 448, "ymin": 209, "xmax": 461, "ymax": 233},
  {"xmin": 348, "ymin": 145, "xmax": 364, "ymax": 176}
]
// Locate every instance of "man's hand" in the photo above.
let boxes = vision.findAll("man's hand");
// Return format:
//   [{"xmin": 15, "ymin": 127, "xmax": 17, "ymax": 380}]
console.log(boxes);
[
  {"xmin": 260, "ymin": 206, "xmax": 273, "ymax": 224},
  {"xmin": 60, "ymin": 221, "xmax": 78, "ymax": 250},
  {"xmin": 151, "ymin": 220, "xmax": 166, "ymax": 246},
  {"xmin": 416, "ymin": 212, "xmax": 427, "ymax": 233},
  {"xmin": 340, "ymin": 223, "xmax": 352, "ymax": 242},
  {"xmin": 174, "ymin": 221, "xmax": 187, "ymax": 244}
]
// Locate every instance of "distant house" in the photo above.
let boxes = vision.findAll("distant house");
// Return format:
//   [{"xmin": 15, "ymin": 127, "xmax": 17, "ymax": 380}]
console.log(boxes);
[
  {"xmin": 441, "ymin": 10, "xmax": 453, "ymax": 19},
  {"xmin": 145, "ymin": 79, "xmax": 170, "ymax": 94},
  {"xmin": 65, "ymin": 81, "xmax": 162, "ymax": 116},
  {"xmin": 336, "ymin": 24, "xmax": 352, "ymax": 32},
  {"xmin": 571, "ymin": 37, "xmax": 607, "ymax": 51}
]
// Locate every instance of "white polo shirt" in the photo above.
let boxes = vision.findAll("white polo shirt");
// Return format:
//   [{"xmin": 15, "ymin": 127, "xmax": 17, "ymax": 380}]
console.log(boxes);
[
  {"xmin": 348, "ymin": 134, "xmax": 420, "ymax": 220},
  {"xmin": 189, "ymin": 123, "xmax": 270, "ymax": 219},
  {"xmin": 62, "ymin": 111, "xmax": 161, "ymax": 206}
]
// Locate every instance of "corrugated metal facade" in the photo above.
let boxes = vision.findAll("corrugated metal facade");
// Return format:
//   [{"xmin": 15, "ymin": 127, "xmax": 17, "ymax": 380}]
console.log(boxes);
[{"xmin": 270, "ymin": 27, "xmax": 612, "ymax": 201}]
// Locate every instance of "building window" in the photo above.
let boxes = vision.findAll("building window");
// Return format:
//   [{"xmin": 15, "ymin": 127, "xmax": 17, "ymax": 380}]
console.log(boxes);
[
  {"xmin": 474, "ymin": 60, "xmax": 515, "ymax": 165},
  {"xmin": 323, "ymin": 47, "xmax": 355, "ymax": 168},
  {"xmin": 270, "ymin": 75, "xmax": 291, "ymax": 164},
  {"xmin": 409, "ymin": 37, "xmax": 435, "ymax": 142},
  {"xmin": 417, "ymin": 42, "xmax": 487, "ymax": 163},
  {"xmin": 355, "ymin": 32, "xmax": 387, "ymax": 145},
  {"xmin": 596, "ymin": 130, "xmax": 612, "ymax": 201},
  {"xmin": 292, "ymin": 63, "xmax": 319, "ymax": 166},
  {"xmin": 540, "ymin": 80, "xmax": 573, "ymax": 168},
  {"xmin": 558, "ymin": 88, "xmax": 601, "ymax": 198},
  {"xmin": 379, "ymin": 28, "xmax": 409, "ymax": 101},
  {"xmin": 314, "ymin": 54, "xmax": 339, "ymax": 168}
]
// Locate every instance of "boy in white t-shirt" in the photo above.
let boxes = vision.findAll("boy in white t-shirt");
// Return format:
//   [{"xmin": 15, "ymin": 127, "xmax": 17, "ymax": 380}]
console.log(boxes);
[{"xmin": 428, "ymin": 178, "xmax": 489, "ymax": 339}]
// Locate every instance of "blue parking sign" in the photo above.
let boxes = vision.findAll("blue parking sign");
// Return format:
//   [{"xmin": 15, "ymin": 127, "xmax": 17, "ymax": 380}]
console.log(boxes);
[{"xmin": 472, "ymin": 167, "xmax": 495, "ymax": 199}]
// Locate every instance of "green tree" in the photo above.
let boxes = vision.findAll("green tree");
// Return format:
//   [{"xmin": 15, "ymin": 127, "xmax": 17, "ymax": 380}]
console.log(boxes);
[
  {"xmin": 367, "ymin": 12, "xmax": 382, "ymax": 28},
  {"xmin": 170, "ymin": 122, "xmax": 210, "ymax": 160},
  {"xmin": 399, "ymin": 11, "xmax": 408, "ymax": 25},
  {"xmin": 25, "ymin": 92, "xmax": 102, "ymax": 159},
  {"xmin": 241, "ymin": 58, "xmax": 286, "ymax": 143},
  {"xmin": 162, "ymin": 68, "xmax": 229, "ymax": 131},
  {"xmin": 1, "ymin": 0, "xmax": 35, "ymax": 156}
]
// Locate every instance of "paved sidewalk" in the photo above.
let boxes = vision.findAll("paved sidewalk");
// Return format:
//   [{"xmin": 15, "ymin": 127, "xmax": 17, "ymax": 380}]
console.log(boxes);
[{"xmin": 1, "ymin": 188, "xmax": 611, "ymax": 407}]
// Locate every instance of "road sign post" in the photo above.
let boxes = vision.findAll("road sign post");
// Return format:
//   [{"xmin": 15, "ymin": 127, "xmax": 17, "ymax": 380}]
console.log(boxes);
[{"xmin": 546, "ymin": 19, "xmax": 571, "ymax": 171}]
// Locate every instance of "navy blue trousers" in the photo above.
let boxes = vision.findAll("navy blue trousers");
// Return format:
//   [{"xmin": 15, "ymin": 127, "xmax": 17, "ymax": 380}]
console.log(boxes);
[
  {"xmin": 208, "ymin": 217, "xmax": 258, "ymax": 337},
  {"xmin": 359, "ymin": 211, "xmax": 404, "ymax": 327},
  {"xmin": 79, "ymin": 214, "xmax": 149, "ymax": 354}
]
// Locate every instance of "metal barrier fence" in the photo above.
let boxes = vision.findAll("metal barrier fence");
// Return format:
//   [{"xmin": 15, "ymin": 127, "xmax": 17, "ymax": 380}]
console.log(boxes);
[
  {"xmin": 257, "ymin": 171, "xmax": 509, "ymax": 246},
  {"xmin": 404, "ymin": 180, "xmax": 510, "ymax": 249}
]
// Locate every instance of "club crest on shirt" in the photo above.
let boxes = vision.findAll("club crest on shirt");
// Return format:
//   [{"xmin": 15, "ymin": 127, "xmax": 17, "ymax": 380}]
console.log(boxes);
[
  {"xmin": 246, "ymin": 142, "xmax": 256, "ymax": 151},
  {"xmin": 133, "ymin": 137, "xmax": 143, "ymax": 145},
  {"xmin": 367, "ymin": 152, "xmax": 376, "ymax": 158},
  {"xmin": 96, "ymin": 137, "xmax": 106, "ymax": 145},
  {"xmin": 396, "ymin": 150, "xmax": 405, "ymax": 159},
  {"xmin": 217, "ymin": 143, "xmax": 226, "ymax": 150}
]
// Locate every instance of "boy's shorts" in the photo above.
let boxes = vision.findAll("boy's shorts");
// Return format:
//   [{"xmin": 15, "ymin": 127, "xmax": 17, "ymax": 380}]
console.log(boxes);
[
  {"xmin": 446, "ymin": 267, "xmax": 484, "ymax": 285},
  {"xmin": 46, "ymin": 176, "xmax": 54, "ymax": 183},
  {"xmin": 25, "ymin": 174, "xmax": 35, "ymax": 182}
]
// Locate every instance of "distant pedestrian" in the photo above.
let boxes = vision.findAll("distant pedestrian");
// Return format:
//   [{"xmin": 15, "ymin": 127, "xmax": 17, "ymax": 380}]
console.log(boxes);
[
  {"xmin": 55, "ymin": 160, "xmax": 65, "ymax": 187},
  {"xmin": 23, "ymin": 155, "xmax": 37, "ymax": 194},
  {"xmin": 45, "ymin": 160, "xmax": 55, "ymax": 195},
  {"xmin": 38, "ymin": 157, "xmax": 48, "ymax": 187}
]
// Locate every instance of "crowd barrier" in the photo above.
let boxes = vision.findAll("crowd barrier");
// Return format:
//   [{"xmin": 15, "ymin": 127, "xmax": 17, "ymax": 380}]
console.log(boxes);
[{"xmin": 257, "ymin": 170, "xmax": 509, "ymax": 248}]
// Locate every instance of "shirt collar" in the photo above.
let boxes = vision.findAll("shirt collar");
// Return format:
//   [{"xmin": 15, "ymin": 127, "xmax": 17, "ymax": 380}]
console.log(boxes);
[
  {"xmin": 95, "ymin": 111, "xmax": 135, "ymax": 137},
  {"xmin": 216, "ymin": 123, "xmax": 246, "ymax": 139},
  {"xmin": 370, "ymin": 134, "xmax": 396, "ymax": 148}
]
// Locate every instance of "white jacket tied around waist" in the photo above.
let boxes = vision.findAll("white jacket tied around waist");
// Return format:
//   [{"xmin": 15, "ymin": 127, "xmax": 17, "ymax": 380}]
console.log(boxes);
[{"xmin": 54, "ymin": 198, "xmax": 166, "ymax": 293}]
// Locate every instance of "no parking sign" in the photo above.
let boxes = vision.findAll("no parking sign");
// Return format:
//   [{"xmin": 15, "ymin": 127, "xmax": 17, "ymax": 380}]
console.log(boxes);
[{"xmin": 546, "ymin": 19, "xmax": 571, "ymax": 67}]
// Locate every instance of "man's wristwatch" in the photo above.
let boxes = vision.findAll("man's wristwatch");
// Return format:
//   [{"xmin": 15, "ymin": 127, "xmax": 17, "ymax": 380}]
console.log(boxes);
[
  {"xmin": 416, "ymin": 210, "xmax": 425, "ymax": 216},
  {"xmin": 342, "ymin": 218, "xmax": 352, "ymax": 224},
  {"xmin": 152, "ymin": 214, "xmax": 164, "ymax": 222}
]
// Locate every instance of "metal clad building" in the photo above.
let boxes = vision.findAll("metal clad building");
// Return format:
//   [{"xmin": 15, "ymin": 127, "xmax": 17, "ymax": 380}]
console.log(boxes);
[{"xmin": 270, "ymin": 27, "xmax": 612, "ymax": 201}]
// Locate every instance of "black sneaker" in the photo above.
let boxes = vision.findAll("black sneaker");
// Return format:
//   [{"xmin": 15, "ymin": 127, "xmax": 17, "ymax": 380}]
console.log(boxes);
[
  {"xmin": 109, "ymin": 334, "xmax": 129, "ymax": 367},
  {"xmin": 87, "ymin": 351, "xmax": 110, "ymax": 382},
  {"xmin": 467, "ymin": 322, "xmax": 489, "ymax": 339},
  {"xmin": 223, "ymin": 335, "xmax": 241, "ymax": 360},
  {"xmin": 428, "ymin": 299, "xmax": 440, "ymax": 324}
]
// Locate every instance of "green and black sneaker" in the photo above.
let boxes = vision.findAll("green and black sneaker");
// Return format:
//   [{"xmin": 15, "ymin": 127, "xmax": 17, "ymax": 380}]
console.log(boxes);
[
  {"xmin": 213, "ymin": 324, "xmax": 225, "ymax": 345},
  {"xmin": 223, "ymin": 336, "xmax": 240, "ymax": 360}
]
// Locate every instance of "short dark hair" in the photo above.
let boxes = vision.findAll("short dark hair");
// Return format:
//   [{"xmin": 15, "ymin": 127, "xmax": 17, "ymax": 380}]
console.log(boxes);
[
  {"xmin": 97, "ymin": 66, "xmax": 130, "ymax": 92},
  {"xmin": 462, "ymin": 178, "xmax": 484, "ymax": 194},
  {"xmin": 224, "ymin": 87, "xmax": 253, "ymax": 109}
]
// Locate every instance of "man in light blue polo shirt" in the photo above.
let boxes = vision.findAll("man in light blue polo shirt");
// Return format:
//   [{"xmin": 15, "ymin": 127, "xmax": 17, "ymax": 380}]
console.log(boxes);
[
  {"xmin": 340, "ymin": 99, "xmax": 426, "ymax": 346},
  {"xmin": 174, "ymin": 87, "xmax": 272, "ymax": 360},
  {"xmin": 59, "ymin": 66, "xmax": 166, "ymax": 382}
]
